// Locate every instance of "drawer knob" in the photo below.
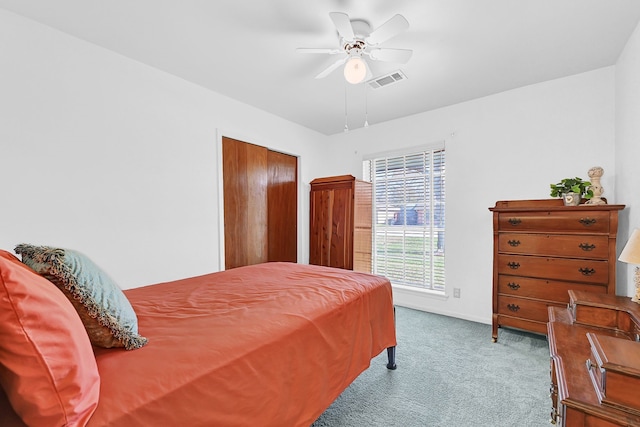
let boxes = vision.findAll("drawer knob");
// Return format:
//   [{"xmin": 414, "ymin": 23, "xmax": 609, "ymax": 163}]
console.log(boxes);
[
  {"xmin": 578, "ymin": 243, "xmax": 596, "ymax": 251},
  {"xmin": 578, "ymin": 267, "xmax": 596, "ymax": 276},
  {"xmin": 507, "ymin": 304, "xmax": 520, "ymax": 312},
  {"xmin": 579, "ymin": 217, "xmax": 597, "ymax": 226},
  {"xmin": 507, "ymin": 282, "xmax": 520, "ymax": 290},
  {"xmin": 508, "ymin": 218, "xmax": 521, "ymax": 226},
  {"xmin": 507, "ymin": 239, "xmax": 521, "ymax": 247},
  {"xmin": 507, "ymin": 262, "xmax": 520, "ymax": 269}
]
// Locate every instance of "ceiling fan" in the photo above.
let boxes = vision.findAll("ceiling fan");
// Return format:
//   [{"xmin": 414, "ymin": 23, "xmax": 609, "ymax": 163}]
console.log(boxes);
[{"xmin": 297, "ymin": 12, "xmax": 412, "ymax": 84}]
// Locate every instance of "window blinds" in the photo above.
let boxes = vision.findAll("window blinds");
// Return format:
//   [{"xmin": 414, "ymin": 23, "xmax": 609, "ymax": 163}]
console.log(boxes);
[{"xmin": 364, "ymin": 147, "xmax": 445, "ymax": 291}]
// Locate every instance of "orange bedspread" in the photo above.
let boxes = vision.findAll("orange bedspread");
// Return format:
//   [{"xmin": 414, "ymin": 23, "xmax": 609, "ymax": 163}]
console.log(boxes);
[{"xmin": 2, "ymin": 262, "xmax": 396, "ymax": 426}]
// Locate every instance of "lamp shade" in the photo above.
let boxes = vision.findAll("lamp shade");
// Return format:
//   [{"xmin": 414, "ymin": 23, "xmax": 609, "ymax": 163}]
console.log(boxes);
[
  {"xmin": 619, "ymin": 228, "xmax": 640, "ymax": 264},
  {"xmin": 344, "ymin": 56, "xmax": 367, "ymax": 84}
]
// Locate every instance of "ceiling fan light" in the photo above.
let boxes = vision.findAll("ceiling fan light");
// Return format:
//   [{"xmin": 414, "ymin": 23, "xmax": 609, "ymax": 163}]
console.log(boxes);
[{"xmin": 344, "ymin": 56, "xmax": 367, "ymax": 84}]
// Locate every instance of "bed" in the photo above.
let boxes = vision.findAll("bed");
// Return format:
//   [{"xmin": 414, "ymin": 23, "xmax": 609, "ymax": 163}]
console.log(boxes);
[{"xmin": 0, "ymin": 258, "xmax": 396, "ymax": 427}]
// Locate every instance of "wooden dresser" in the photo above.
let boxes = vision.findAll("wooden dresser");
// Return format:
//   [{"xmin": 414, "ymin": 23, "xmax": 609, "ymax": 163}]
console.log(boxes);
[
  {"xmin": 548, "ymin": 291, "xmax": 640, "ymax": 426},
  {"xmin": 309, "ymin": 175, "xmax": 372, "ymax": 272},
  {"xmin": 489, "ymin": 199, "xmax": 625, "ymax": 342}
]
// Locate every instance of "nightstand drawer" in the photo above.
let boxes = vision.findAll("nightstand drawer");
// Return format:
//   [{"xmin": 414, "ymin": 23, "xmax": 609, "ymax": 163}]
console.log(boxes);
[
  {"xmin": 497, "ymin": 254, "xmax": 608, "ymax": 284},
  {"xmin": 498, "ymin": 211, "xmax": 610, "ymax": 233},
  {"xmin": 498, "ymin": 233, "xmax": 609, "ymax": 259}
]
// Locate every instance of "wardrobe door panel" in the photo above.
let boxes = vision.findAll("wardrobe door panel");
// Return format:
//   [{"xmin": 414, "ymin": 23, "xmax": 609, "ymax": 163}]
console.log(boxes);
[
  {"xmin": 329, "ymin": 187, "xmax": 353, "ymax": 269},
  {"xmin": 309, "ymin": 188, "xmax": 333, "ymax": 267}
]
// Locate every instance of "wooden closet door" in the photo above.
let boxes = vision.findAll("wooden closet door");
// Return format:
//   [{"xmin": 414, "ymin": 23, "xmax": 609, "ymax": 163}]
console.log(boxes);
[
  {"xmin": 267, "ymin": 150, "xmax": 297, "ymax": 262},
  {"xmin": 222, "ymin": 137, "xmax": 268, "ymax": 269},
  {"xmin": 222, "ymin": 137, "xmax": 298, "ymax": 269}
]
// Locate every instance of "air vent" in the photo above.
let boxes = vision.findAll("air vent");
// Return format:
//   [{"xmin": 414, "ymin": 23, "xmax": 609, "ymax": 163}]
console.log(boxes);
[{"xmin": 368, "ymin": 70, "xmax": 407, "ymax": 89}]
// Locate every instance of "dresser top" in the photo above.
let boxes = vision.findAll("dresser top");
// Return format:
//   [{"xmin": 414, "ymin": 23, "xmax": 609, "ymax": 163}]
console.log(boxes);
[
  {"xmin": 489, "ymin": 199, "xmax": 625, "ymax": 212},
  {"xmin": 569, "ymin": 290, "xmax": 640, "ymax": 322}
]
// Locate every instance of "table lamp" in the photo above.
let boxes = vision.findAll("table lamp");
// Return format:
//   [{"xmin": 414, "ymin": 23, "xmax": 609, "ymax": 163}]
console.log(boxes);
[{"xmin": 619, "ymin": 228, "xmax": 640, "ymax": 303}]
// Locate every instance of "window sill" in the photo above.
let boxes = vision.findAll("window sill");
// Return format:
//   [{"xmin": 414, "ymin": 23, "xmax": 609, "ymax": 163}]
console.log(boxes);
[{"xmin": 391, "ymin": 284, "xmax": 448, "ymax": 301}]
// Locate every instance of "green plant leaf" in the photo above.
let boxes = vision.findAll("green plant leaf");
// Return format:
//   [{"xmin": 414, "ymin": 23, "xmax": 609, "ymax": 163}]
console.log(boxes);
[{"xmin": 549, "ymin": 176, "xmax": 592, "ymax": 198}]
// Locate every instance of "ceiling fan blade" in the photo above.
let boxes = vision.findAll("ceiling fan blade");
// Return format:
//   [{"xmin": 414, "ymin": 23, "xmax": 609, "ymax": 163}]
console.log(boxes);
[
  {"xmin": 367, "ymin": 48, "xmax": 413, "ymax": 63},
  {"xmin": 315, "ymin": 57, "xmax": 348, "ymax": 79},
  {"xmin": 366, "ymin": 14, "xmax": 409, "ymax": 46},
  {"xmin": 296, "ymin": 48, "xmax": 342, "ymax": 55},
  {"xmin": 329, "ymin": 12, "xmax": 355, "ymax": 41}
]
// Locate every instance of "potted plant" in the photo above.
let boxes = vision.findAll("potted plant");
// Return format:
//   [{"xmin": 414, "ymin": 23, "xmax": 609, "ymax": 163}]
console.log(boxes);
[{"xmin": 550, "ymin": 177, "xmax": 593, "ymax": 206}]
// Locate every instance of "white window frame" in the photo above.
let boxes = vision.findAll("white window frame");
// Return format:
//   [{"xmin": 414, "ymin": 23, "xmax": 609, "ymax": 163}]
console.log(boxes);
[{"xmin": 363, "ymin": 142, "xmax": 445, "ymax": 293}]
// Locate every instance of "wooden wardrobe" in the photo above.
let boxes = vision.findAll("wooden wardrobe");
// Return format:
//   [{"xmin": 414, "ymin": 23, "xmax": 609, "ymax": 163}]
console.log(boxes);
[
  {"xmin": 222, "ymin": 137, "xmax": 297, "ymax": 269},
  {"xmin": 309, "ymin": 175, "xmax": 372, "ymax": 272}
]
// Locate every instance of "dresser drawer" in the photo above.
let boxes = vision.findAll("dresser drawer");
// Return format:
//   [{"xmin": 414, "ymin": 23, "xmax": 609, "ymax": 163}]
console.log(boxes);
[
  {"xmin": 496, "ymin": 315, "xmax": 548, "ymax": 336},
  {"xmin": 498, "ymin": 295, "xmax": 564, "ymax": 322},
  {"xmin": 498, "ymin": 211, "xmax": 610, "ymax": 233},
  {"xmin": 498, "ymin": 275, "xmax": 607, "ymax": 303},
  {"xmin": 497, "ymin": 254, "xmax": 608, "ymax": 284},
  {"xmin": 498, "ymin": 233, "xmax": 609, "ymax": 259}
]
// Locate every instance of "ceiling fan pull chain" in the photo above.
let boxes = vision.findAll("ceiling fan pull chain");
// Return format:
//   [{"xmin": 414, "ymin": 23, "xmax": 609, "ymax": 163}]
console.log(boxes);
[
  {"xmin": 364, "ymin": 83, "xmax": 369, "ymax": 128},
  {"xmin": 344, "ymin": 84, "xmax": 349, "ymax": 132}
]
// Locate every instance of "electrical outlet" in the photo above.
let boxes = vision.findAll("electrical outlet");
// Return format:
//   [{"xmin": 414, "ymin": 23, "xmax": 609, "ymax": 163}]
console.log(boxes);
[{"xmin": 453, "ymin": 288, "xmax": 461, "ymax": 298}]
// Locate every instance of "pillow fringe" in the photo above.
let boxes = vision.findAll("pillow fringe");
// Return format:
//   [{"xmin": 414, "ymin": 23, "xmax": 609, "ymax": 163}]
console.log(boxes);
[{"xmin": 14, "ymin": 244, "xmax": 148, "ymax": 350}]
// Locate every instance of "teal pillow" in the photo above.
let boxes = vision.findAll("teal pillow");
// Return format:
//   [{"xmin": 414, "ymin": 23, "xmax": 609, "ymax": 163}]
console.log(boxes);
[{"xmin": 14, "ymin": 244, "xmax": 147, "ymax": 350}]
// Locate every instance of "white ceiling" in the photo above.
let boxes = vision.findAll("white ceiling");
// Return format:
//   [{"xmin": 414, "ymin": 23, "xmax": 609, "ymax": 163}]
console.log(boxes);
[{"xmin": 2, "ymin": 0, "xmax": 640, "ymax": 135}]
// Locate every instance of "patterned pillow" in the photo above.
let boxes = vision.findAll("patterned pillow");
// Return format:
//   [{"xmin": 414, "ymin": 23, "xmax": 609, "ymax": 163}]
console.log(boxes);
[{"xmin": 15, "ymin": 244, "xmax": 148, "ymax": 350}]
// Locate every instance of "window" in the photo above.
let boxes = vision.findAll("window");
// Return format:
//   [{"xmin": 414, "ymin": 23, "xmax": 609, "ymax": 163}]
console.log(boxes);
[{"xmin": 363, "ymin": 145, "xmax": 445, "ymax": 292}]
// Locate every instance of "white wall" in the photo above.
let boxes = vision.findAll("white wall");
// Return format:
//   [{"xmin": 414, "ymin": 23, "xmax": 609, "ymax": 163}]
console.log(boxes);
[
  {"xmin": 615, "ymin": 20, "xmax": 640, "ymax": 297},
  {"xmin": 1, "ymin": 9, "xmax": 633, "ymax": 326},
  {"xmin": 327, "ymin": 68, "xmax": 617, "ymax": 324},
  {"xmin": 0, "ymin": 10, "xmax": 327, "ymax": 288}
]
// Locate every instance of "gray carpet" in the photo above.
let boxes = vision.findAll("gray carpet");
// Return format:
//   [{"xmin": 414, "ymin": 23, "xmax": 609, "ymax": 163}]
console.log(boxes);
[{"xmin": 312, "ymin": 306, "xmax": 550, "ymax": 427}]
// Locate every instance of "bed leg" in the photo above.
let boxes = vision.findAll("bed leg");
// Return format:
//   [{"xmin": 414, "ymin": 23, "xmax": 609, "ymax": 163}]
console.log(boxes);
[
  {"xmin": 386, "ymin": 305, "xmax": 397, "ymax": 370},
  {"xmin": 386, "ymin": 346, "xmax": 397, "ymax": 370}
]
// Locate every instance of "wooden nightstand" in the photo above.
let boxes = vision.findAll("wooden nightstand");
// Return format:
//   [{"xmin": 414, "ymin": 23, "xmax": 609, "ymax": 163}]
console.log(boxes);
[{"xmin": 547, "ymin": 290, "xmax": 640, "ymax": 426}]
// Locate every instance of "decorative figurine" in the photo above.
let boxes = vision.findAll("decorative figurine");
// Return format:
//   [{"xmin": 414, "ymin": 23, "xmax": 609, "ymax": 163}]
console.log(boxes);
[{"xmin": 585, "ymin": 166, "xmax": 606, "ymax": 205}]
